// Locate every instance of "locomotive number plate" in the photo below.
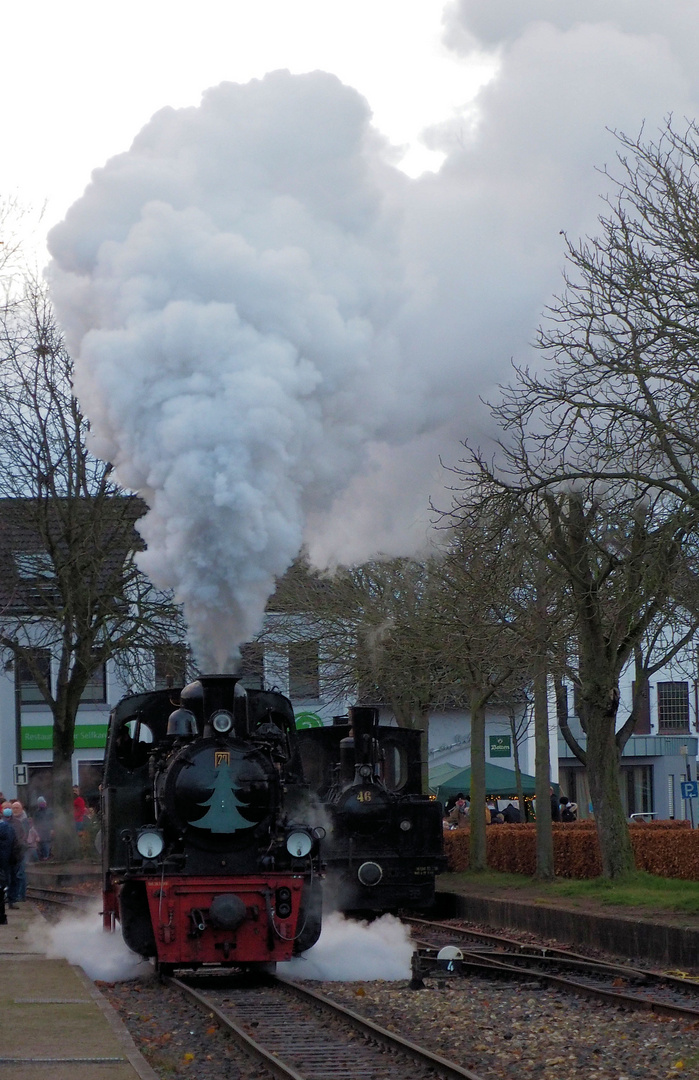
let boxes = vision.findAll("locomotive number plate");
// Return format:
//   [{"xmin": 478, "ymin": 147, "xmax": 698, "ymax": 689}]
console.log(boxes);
[
  {"xmin": 356, "ymin": 790, "xmax": 373, "ymax": 803},
  {"xmin": 214, "ymin": 751, "xmax": 231, "ymax": 767}
]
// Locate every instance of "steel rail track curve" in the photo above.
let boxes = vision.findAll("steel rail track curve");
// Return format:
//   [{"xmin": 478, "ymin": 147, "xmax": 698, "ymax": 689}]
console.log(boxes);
[{"xmin": 406, "ymin": 915, "xmax": 699, "ymax": 1021}]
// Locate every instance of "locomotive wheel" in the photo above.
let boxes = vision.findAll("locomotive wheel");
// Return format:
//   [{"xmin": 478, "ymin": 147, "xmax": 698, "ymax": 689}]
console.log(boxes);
[{"xmin": 155, "ymin": 961, "xmax": 175, "ymax": 981}]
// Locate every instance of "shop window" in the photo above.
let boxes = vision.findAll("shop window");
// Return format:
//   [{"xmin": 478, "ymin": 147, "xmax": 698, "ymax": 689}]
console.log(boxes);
[
  {"xmin": 657, "ymin": 681, "xmax": 690, "ymax": 732},
  {"xmin": 288, "ymin": 641, "xmax": 319, "ymax": 699}
]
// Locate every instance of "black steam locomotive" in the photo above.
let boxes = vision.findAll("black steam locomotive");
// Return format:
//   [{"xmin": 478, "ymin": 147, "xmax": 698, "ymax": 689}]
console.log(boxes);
[
  {"xmin": 101, "ymin": 675, "xmax": 324, "ymax": 973},
  {"xmin": 296, "ymin": 706, "xmax": 445, "ymax": 913}
]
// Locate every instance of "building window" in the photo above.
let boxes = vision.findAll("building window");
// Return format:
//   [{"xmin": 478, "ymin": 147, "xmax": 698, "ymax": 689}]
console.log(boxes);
[
  {"xmin": 13, "ymin": 552, "xmax": 54, "ymax": 580},
  {"xmin": 154, "ymin": 644, "xmax": 188, "ymax": 690},
  {"xmin": 81, "ymin": 655, "xmax": 107, "ymax": 703},
  {"xmin": 631, "ymin": 679, "xmax": 651, "ymax": 735},
  {"xmin": 17, "ymin": 648, "xmax": 52, "ymax": 704},
  {"xmin": 238, "ymin": 642, "xmax": 264, "ymax": 690},
  {"xmin": 621, "ymin": 764, "xmax": 653, "ymax": 818},
  {"xmin": 288, "ymin": 641, "xmax": 319, "ymax": 699},
  {"xmin": 657, "ymin": 681, "xmax": 690, "ymax": 732}
]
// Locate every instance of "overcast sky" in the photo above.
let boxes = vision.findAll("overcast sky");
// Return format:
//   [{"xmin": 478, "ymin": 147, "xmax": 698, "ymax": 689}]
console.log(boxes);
[
  {"xmin": 12, "ymin": 2, "xmax": 699, "ymax": 661},
  {"xmin": 3, "ymin": 0, "xmax": 489, "ymax": 229}
]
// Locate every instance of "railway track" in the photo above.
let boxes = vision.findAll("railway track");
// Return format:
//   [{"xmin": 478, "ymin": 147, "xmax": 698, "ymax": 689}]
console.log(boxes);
[
  {"xmin": 27, "ymin": 884, "xmax": 93, "ymax": 907},
  {"xmin": 171, "ymin": 970, "xmax": 488, "ymax": 1080},
  {"xmin": 405, "ymin": 914, "xmax": 699, "ymax": 1021}
]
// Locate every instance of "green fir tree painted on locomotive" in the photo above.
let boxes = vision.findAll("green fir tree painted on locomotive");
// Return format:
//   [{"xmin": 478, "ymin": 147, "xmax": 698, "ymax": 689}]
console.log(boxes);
[{"xmin": 101, "ymin": 675, "xmax": 324, "ymax": 974}]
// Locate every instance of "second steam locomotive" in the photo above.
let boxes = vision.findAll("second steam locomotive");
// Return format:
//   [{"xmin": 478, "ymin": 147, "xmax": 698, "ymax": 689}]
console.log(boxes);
[
  {"xmin": 101, "ymin": 675, "xmax": 324, "ymax": 973},
  {"xmin": 297, "ymin": 706, "xmax": 445, "ymax": 913}
]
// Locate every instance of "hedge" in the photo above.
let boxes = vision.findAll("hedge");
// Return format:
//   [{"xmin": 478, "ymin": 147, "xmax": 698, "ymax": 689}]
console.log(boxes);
[{"xmin": 442, "ymin": 820, "xmax": 699, "ymax": 879}]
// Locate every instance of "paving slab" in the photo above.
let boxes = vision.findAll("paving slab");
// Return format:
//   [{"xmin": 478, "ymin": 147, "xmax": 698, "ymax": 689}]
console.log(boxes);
[{"xmin": 0, "ymin": 905, "xmax": 157, "ymax": 1080}]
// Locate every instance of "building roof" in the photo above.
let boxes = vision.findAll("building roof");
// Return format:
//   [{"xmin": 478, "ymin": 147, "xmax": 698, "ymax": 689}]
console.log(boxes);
[{"xmin": 0, "ymin": 495, "xmax": 147, "ymax": 612}]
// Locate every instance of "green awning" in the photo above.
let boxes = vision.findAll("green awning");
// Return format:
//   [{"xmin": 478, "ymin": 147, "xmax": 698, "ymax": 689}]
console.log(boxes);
[
  {"xmin": 436, "ymin": 762, "xmax": 557, "ymax": 803},
  {"xmin": 428, "ymin": 762, "xmax": 463, "ymax": 794}
]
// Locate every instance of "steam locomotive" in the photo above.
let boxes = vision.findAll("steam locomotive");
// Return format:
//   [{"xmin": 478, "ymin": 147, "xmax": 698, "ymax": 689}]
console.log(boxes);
[
  {"xmin": 101, "ymin": 675, "xmax": 324, "ymax": 974},
  {"xmin": 296, "ymin": 706, "xmax": 445, "ymax": 913}
]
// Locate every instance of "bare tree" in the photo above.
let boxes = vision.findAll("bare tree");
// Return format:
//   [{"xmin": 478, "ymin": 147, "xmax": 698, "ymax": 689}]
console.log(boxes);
[
  {"xmin": 0, "ymin": 284, "xmax": 185, "ymax": 857},
  {"xmin": 266, "ymin": 554, "xmax": 456, "ymax": 787},
  {"xmin": 453, "ymin": 118, "xmax": 699, "ymax": 877},
  {"xmin": 427, "ymin": 511, "xmax": 537, "ymax": 872}
]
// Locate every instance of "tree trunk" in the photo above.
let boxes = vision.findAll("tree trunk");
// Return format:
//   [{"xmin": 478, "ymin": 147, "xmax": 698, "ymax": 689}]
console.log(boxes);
[
  {"xmin": 469, "ymin": 692, "xmax": 487, "ymax": 872},
  {"xmin": 586, "ymin": 701, "xmax": 635, "ymax": 877},
  {"xmin": 51, "ymin": 703, "xmax": 79, "ymax": 861},
  {"xmin": 534, "ymin": 667, "xmax": 554, "ymax": 880}
]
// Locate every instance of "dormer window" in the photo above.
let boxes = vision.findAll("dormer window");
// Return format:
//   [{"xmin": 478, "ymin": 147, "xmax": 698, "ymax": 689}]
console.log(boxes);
[{"xmin": 13, "ymin": 552, "xmax": 55, "ymax": 580}]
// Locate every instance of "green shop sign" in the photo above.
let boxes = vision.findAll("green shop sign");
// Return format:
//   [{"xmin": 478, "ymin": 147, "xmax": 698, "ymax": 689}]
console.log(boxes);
[
  {"xmin": 294, "ymin": 711, "xmax": 324, "ymax": 730},
  {"xmin": 489, "ymin": 735, "xmax": 512, "ymax": 758},
  {"xmin": 21, "ymin": 724, "xmax": 109, "ymax": 751}
]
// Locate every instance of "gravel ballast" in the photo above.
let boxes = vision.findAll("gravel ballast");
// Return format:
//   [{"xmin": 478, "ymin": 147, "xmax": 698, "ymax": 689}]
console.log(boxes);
[{"xmin": 101, "ymin": 971, "xmax": 699, "ymax": 1080}]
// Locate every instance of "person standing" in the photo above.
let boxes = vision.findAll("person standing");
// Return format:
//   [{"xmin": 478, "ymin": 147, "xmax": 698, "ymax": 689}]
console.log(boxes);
[
  {"xmin": 0, "ymin": 807, "xmax": 20, "ymax": 918},
  {"xmin": 32, "ymin": 797, "xmax": 53, "ymax": 861},
  {"xmin": 559, "ymin": 795, "xmax": 578, "ymax": 822},
  {"xmin": 550, "ymin": 787, "xmax": 561, "ymax": 822},
  {"xmin": 73, "ymin": 786, "xmax": 87, "ymax": 831},
  {"xmin": 8, "ymin": 801, "xmax": 29, "ymax": 903}
]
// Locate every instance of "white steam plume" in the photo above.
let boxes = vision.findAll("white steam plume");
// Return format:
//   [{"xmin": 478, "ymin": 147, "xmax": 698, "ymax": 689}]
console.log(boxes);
[
  {"xmin": 48, "ymin": 72, "xmax": 414, "ymax": 667},
  {"xmin": 47, "ymin": 7, "xmax": 699, "ymax": 662},
  {"xmin": 285, "ymin": 912, "xmax": 413, "ymax": 980},
  {"xmin": 37, "ymin": 901, "xmax": 152, "ymax": 982}
]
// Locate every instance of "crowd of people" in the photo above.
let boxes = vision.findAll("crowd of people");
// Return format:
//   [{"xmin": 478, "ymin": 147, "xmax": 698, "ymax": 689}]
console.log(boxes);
[
  {"xmin": 442, "ymin": 790, "xmax": 578, "ymax": 830},
  {"xmin": 0, "ymin": 786, "xmax": 97, "ymax": 924}
]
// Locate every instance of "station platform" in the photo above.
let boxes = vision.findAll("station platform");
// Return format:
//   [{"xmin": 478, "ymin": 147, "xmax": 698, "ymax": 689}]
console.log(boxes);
[
  {"xmin": 0, "ymin": 902, "xmax": 158, "ymax": 1080},
  {"xmin": 436, "ymin": 873, "xmax": 699, "ymax": 972}
]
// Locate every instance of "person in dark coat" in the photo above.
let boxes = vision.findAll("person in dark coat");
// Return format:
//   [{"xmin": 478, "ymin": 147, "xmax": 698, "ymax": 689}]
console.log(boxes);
[
  {"xmin": 550, "ymin": 787, "xmax": 561, "ymax": 822},
  {"xmin": 32, "ymin": 797, "xmax": 53, "ymax": 861},
  {"xmin": 8, "ymin": 802, "xmax": 29, "ymax": 903},
  {"xmin": 0, "ymin": 808, "xmax": 20, "ymax": 923}
]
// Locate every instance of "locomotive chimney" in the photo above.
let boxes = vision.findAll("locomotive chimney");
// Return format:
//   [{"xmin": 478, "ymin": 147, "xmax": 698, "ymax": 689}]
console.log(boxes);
[
  {"xmin": 180, "ymin": 674, "xmax": 249, "ymax": 737},
  {"xmin": 347, "ymin": 706, "xmax": 379, "ymax": 765}
]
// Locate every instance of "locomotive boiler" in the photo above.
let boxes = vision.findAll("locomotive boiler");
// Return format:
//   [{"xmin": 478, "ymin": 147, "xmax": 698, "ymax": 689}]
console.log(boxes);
[
  {"xmin": 296, "ymin": 706, "xmax": 445, "ymax": 913},
  {"xmin": 101, "ymin": 674, "xmax": 324, "ymax": 974}
]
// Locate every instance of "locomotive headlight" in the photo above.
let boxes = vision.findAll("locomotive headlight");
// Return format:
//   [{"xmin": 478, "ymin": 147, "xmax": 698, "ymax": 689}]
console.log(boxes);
[
  {"xmin": 359, "ymin": 764, "xmax": 372, "ymax": 779},
  {"xmin": 399, "ymin": 819, "xmax": 412, "ymax": 832},
  {"xmin": 136, "ymin": 829, "xmax": 164, "ymax": 859},
  {"xmin": 286, "ymin": 831, "xmax": 313, "ymax": 857},
  {"xmin": 211, "ymin": 709, "xmax": 234, "ymax": 734}
]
